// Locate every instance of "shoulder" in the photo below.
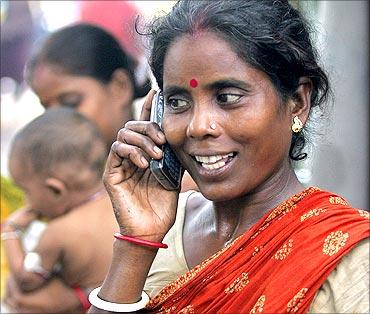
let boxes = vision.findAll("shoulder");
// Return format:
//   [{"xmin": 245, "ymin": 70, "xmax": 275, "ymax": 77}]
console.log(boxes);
[
  {"xmin": 35, "ymin": 218, "xmax": 68, "ymax": 251},
  {"xmin": 301, "ymin": 188, "xmax": 369, "ymax": 229},
  {"xmin": 309, "ymin": 237, "xmax": 370, "ymax": 313},
  {"xmin": 38, "ymin": 210, "xmax": 85, "ymax": 249}
]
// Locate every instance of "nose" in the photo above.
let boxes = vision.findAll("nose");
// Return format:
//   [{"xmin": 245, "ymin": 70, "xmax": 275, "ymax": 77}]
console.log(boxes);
[{"xmin": 186, "ymin": 104, "xmax": 219, "ymax": 139}]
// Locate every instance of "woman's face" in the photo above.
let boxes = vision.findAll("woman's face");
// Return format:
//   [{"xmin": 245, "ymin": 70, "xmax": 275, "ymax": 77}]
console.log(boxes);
[
  {"xmin": 30, "ymin": 63, "xmax": 130, "ymax": 147},
  {"xmin": 162, "ymin": 32, "xmax": 295, "ymax": 201}
]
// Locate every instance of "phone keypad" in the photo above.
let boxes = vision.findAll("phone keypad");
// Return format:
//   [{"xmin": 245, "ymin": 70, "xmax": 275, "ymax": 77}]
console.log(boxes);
[{"xmin": 163, "ymin": 144, "xmax": 181, "ymax": 181}]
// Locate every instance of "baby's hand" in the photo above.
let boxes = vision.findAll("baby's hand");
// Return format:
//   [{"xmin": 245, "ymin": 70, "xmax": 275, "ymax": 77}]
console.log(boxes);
[{"xmin": 4, "ymin": 207, "xmax": 38, "ymax": 231}]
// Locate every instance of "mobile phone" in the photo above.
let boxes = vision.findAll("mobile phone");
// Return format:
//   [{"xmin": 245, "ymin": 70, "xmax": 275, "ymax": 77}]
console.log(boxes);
[{"xmin": 150, "ymin": 91, "xmax": 183, "ymax": 190}]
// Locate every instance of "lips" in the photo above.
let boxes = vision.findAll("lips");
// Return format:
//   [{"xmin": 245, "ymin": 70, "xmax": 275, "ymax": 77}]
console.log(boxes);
[{"xmin": 193, "ymin": 152, "xmax": 235, "ymax": 170}]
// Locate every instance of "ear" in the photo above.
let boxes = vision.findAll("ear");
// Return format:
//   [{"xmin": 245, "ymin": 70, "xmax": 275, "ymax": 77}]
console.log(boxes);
[
  {"xmin": 44, "ymin": 177, "xmax": 67, "ymax": 200},
  {"xmin": 108, "ymin": 68, "xmax": 134, "ymax": 108},
  {"xmin": 289, "ymin": 77, "xmax": 313, "ymax": 125}
]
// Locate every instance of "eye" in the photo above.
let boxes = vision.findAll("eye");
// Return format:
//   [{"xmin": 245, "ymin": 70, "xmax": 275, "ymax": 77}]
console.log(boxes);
[
  {"xmin": 59, "ymin": 95, "xmax": 82, "ymax": 108},
  {"xmin": 61, "ymin": 100, "xmax": 81, "ymax": 108},
  {"xmin": 216, "ymin": 93, "xmax": 243, "ymax": 105},
  {"xmin": 166, "ymin": 97, "xmax": 190, "ymax": 111}
]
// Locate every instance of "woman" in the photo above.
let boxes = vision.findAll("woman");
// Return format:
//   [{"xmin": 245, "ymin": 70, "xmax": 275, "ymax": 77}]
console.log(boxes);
[
  {"xmin": 24, "ymin": 23, "xmax": 151, "ymax": 149},
  {"xmin": 89, "ymin": 0, "xmax": 369, "ymax": 313}
]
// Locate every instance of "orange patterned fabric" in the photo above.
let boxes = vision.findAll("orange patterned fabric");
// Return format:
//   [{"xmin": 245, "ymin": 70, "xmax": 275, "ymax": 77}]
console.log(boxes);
[{"xmin": 146, "ymin": 187, "xmax": 370, "ymax": 313}]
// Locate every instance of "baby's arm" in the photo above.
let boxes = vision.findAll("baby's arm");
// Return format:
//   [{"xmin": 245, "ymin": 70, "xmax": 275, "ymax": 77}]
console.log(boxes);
[
  {"xmin": 2, "ymin": 212, "xmax": 63, "ymax": 292},
  {"xmin": 2, "ymin": 207, "xmax": 45, "ymax": 290},
  {"xmin": 4, "ymin": 275, "xmax": 84, "ymax": 313}
]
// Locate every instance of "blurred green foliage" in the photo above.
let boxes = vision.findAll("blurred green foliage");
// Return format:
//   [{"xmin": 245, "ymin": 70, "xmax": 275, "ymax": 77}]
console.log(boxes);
[{"xmin": 1, "ymin": 175, "xmax": 25, "ymax": 220}]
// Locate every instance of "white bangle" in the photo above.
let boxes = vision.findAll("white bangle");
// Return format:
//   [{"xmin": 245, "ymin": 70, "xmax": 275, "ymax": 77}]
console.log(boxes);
[{"xmin": 88, "ymin": 286, "xmax": 149, "ymax": 312}]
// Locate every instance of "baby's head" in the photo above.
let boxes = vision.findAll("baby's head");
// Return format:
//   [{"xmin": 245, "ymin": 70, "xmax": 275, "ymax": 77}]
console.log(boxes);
[{"xmin": 8, "ymin": 107, "xmax": 106, "ymax": 219}]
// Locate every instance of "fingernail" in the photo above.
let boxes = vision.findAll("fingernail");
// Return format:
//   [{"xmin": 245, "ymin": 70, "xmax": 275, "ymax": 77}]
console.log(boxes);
[
  {"xmin": 153, "ymin": 146, "xmax": 162, "ymax": 154},
  {"xmin": 157, "ymin": 132, "xmax": 165, "ymax": 141},
  {"xmin": 141, "ymin": 157, "xmax": 148, "ymax": 167}
]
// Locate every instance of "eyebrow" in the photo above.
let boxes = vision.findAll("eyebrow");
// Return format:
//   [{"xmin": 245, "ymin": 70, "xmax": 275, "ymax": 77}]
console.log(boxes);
[
  {"xmin": 163, "ymin": 86, "xmax": 190, "ymax": 98},
  {"xmin": 205, "ymin": 79, "xmax": 252, "ymax": 91},
  {"xmin": 163, "ymin": 78, "xmax": 252, "ymax": 97}
]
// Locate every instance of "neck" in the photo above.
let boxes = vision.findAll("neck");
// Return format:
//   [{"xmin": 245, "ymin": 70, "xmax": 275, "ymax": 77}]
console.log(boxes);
[
  {"xmin": 68, "ymin": 184, "xmax": 106, "ymax": 210},
  {"xmin": 211, "ymin": 163, "xmax": 304, "ymax": 244}
]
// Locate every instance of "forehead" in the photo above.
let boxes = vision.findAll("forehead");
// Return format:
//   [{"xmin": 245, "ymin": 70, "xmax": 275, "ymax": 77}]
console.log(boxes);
[
  {"xmin": 30, "ymin": 64, "xmax": 96, "ymax": 104},
  {"xmin": 163, "ymin": 31, "xmax": 249, "ymax": 85},
  {"xmin": 9, "ymin": 152, "xmax": 35, "ymax": 184},
  {"xmin": 32, "ymin": 63, "xmax": 70, "ymax": 90}
]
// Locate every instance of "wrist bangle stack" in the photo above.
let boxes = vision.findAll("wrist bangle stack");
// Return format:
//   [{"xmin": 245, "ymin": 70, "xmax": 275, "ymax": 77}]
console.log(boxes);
[
  {"xmin": 114, "ymin": 232, "xmax": 168, "ymax": 249},
  {"xmin": 89, "ymin": 286, "xmax": 149, "ymax": 312},
  {"xmin": 1, "ymin": 230, "xmax": 22, "ymax": 241},
  {"xmin": 5, "ymin": 220, "xmax": 25, "ymax": 231}
]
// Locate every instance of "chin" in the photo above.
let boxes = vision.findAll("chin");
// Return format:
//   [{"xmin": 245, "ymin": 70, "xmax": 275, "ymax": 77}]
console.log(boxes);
[{"xmin": 197, "ymin": 183, "xmax": 241, "ymax": 202}]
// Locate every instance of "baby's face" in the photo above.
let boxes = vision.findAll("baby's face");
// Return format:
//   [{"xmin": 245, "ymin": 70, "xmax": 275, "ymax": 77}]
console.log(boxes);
[{"xmin": 9, "ymin": 157, "xmax": 68, "ymax": 219}]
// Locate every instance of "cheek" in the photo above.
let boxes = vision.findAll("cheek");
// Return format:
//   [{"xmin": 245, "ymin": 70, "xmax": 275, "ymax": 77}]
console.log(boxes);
[
  {"xmin": 26, "ymin": 192, "xmax": 42, "ymax": 210},
  {"xmin": 232, "ymin": 109, "xmax": 290, "ymax": 152},
  {"xmin": 78, "ymin": 100, "xmax": 105, "ymax": 128},
  {"xmin": 228, "ymin": 111, "xmax": 269, "ymax": 143}
]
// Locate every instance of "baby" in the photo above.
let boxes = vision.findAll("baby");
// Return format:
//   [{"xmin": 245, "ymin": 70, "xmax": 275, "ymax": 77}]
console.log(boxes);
[{"xmin": 1, "ymin": 107, "xmax": 118, "ymax": 311}]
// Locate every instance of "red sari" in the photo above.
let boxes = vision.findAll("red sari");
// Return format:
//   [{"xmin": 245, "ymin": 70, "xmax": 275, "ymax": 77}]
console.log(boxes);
[{"xmin": 146, "ymin": 187, "xmax": 370, "ymax": 313}]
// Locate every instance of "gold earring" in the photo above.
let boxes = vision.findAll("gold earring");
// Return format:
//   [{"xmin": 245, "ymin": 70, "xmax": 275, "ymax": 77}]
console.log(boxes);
[{"xmin": 291, "ymin": 116, "xmax": 303, "ymax": 133}]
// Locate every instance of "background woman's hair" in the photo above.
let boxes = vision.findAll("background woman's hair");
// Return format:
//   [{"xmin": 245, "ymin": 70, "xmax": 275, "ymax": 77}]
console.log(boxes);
[
  {"xmin": 145, "ymin": 0, "xmax": 331, "ymax": 160},
  {"xmin": 25, "ymin": 23, "xmax": 150, "ymax": 99}
]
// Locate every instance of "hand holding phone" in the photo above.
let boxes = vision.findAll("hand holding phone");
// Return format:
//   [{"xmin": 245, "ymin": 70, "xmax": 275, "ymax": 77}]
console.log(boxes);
[{"xmin": 150, "ymin": 91, "xmax": 183, "ymax": 190}]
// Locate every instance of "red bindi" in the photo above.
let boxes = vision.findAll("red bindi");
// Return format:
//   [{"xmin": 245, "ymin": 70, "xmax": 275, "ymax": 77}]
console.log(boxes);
[{"xmin": 189, "ymin": 78, "xmax": 198, "ymax": 88}]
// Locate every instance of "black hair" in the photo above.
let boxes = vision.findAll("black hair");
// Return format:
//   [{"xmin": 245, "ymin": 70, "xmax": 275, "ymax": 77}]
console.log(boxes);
[
  {"xmin": 145, "ymin": 0, "xmax": 331, "ymax": 160},
  {"xmin": 25, "ymin": 23, "xmax": 150, "ymax": 99},
  {"xmin": 10, "ymin": 107, "xmax": 107, "ymax": 189}
]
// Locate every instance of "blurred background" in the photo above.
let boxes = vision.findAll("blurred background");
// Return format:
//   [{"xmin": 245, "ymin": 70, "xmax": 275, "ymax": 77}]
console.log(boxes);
[{"xmin": 0, "ymin": 0, "xmax": 369, "ymax": 297}]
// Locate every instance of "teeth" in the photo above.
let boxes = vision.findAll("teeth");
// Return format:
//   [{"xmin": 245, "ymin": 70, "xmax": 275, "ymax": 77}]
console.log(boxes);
[
  {"xmin": 194, "ymin": 153, "xmax": 233, "ymax": 164},
  {"xmin": 194, "ymin": 153, "xmax": 234, "ymax": 170},
  {"xmin": 202, "ymin": 160, "xmax": 226, "ymax": 170}
]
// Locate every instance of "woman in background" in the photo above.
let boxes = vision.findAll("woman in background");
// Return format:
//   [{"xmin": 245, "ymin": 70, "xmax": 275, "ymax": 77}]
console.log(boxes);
[{"xmin": 25, "ymin": 23, "xmax": 151, "ymax": 150}]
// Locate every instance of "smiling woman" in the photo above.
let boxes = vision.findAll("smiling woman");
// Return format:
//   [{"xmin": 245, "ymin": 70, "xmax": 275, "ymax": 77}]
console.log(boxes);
[
  {"xmin": 85, "ymin": 1, "xmax": 370, "ymax": 313},
  {"xmin": 161, "ymin": 32, "xmax": 299, "ymax": 201}
]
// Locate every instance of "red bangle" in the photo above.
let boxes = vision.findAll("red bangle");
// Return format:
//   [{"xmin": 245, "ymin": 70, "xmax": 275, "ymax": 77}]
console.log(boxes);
[
  {"xmin": 73, "ymin": 285, "xmax": 91, "ymax": 312},
  {"xmin": 113, "ymin": 232, "xmax": 168, "ymax": 249}
]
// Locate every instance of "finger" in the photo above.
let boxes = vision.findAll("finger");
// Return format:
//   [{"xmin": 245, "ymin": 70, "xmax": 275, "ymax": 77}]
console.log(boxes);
[
  {"xmin": 117, "ymin": 128, "xmax": 163, "ymax": 160},
  {"xmin": 111, "ymin": 141, "xmax": 150, "ymax": 169},
  {"xmin": 104, "ymin": 144, "xmax": 136, "ymax": 184},
  {"xmin": 139, "ymin": 89, "xmax": 157, "ymax": 121},
  {"xmin": 124, "ymin": 121, "xmax": 166, "ymax": 145}
]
